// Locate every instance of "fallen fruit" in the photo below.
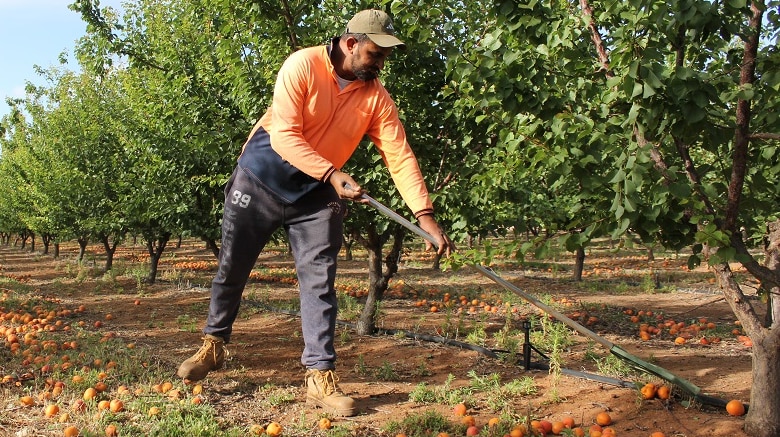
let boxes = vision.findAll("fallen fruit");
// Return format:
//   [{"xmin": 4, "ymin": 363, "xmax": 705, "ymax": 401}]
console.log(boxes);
[
  {"xmin": 105, "ymin": 424, "xmax": 118, "ymax": 437},
  {"xmin": 44, "ymin": 404, "xmax": 60, "ymax": 418},
  {"xmin": 109, "ymin": 399, "xmax": 124, "ymax": 413},
  {"xmin": 596, "ymin": 412, "xmax": 612, "ymax": 426},
  {"xmin": 641, "ymin": 382, "xmax": 657, "ymax": 400},
  {"xmin": 726, "ymin": 399, "xmax": 746, "ymax": 416},
  {"xmin": 83, "ymin": 388, "xmax": 98, "ymax": 402},
  {"xmin": 265, "ymin": 422, "xmax": 282, "ymax": 437}
]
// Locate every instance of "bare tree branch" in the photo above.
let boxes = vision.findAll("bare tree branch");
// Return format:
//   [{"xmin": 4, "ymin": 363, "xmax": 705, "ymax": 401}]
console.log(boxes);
[
  {"xmin": 579, "ymin": 0, "xmax": 613, "ymax": 78},
  {"xmin": 750, "ymin": 133, "xmax": 780, "ymax": 140}
]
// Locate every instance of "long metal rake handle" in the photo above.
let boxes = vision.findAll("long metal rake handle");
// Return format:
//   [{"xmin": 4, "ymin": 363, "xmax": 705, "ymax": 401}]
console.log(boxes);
[
  {"xmin": 358, "ymin": 190, "xmax": 613, "ymax": 349},
  {"xmin": 358, "ymin": 190, "xmax": 724, "ymax": 405}
]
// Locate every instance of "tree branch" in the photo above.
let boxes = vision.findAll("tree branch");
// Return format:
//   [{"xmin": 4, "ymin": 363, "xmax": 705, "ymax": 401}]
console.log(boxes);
[
  {"xmin": 579, "ymin": 0, "xmax": 613, "ymax": 78},
  {"xmin": 725, "ymin": 2, "xmax": 763, "ymax": 232},
  {"xmin": 749, "ymin": 132, "xmax": 780, "ymax": 140}
]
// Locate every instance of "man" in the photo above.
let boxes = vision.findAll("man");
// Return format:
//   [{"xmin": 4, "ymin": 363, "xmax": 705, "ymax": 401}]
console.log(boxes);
[{"xmin": 177, "ymin": 9, "xmax": 455, "ymax": 417}]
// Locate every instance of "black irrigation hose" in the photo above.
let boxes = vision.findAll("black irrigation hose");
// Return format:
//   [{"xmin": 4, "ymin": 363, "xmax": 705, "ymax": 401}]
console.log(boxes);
[{"xmin": 242, "ymin": 299, "xmax": 636, "ymax": 389}]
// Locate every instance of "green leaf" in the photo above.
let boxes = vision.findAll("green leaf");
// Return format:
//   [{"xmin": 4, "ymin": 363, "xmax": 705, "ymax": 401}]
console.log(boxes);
[{"xmin": 687, "ymin": 254, "xmax": 701, "ymax": 270}]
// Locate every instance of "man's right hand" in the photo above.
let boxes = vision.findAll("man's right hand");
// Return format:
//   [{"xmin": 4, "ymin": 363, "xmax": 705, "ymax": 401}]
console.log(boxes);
[{"xmin": 328, "ymin": 170, "xmax": 367, "ymax": 202}]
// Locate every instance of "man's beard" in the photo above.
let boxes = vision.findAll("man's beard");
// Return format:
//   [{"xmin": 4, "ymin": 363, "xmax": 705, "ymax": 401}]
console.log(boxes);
[{"xmin": 352, "ymin": 61, "xmax": 379, "ymax": 81}]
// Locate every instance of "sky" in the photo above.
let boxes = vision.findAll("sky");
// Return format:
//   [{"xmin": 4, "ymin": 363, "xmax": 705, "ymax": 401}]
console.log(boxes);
[{"xmin": 0, "ymin": 0, "xmax": 122, "ymax": 119}]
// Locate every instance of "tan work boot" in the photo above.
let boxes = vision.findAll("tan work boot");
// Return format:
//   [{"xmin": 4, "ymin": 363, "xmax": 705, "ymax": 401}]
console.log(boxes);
[
  {"xmin": 305, "ymin": 369, "xmax": 356, "ymax": 417},
  {"xmin": 177, "ymin": 334, "xmax": 228, "ymax": 381}
]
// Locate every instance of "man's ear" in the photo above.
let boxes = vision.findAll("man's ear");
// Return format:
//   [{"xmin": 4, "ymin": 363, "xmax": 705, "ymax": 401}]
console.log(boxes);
[{"xmin": 345, "ymin": 36, "xmax": 360, "ymax": 53}]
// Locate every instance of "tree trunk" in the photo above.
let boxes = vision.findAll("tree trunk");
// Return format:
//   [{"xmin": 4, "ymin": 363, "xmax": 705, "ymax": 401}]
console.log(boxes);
[
  {"xmin": 764, "ymin": 220, "xmax": 779, "ymax": 326},
  {"xmin": 744, "ymin": 332, "xmax": 780, "ymax": 437},
  {"xmin": 342, "ymin": 235, "xmax": 354, "ymax": 261},
  {"xmin": 77, "ymin": 237, "xmax": 88, "ymax": 262},
  {"xmin": 54, "ymin": 242, "xmax": 60, "ymax": 258},
  {"xmin": 144, "ymin": 232, "xmax": 171, "ymax": 284},
  {"xmin": 42, "ymin": 233, "xmax": 54, "ymax": 255},
  {"xmin": 712, "ymin": 219, "xmax": 779, "ymax": 437},
  {"xmin": 29, "ymin": 233, "xmax": 35, "ymax": 253},
  {"xmin": 573, "ymin": 246, "xmax": 585, "ymax": 281},
  {"xmin": 202, "ymin": 237, "xmax": 219, "ymax": 258},
  {"xmin": 100, "ymin": 234, "xmax": 118, "ymax": 272},
  {"xmin": 355, "ymin": 225, "xmax": 405, "ymax": 335}
]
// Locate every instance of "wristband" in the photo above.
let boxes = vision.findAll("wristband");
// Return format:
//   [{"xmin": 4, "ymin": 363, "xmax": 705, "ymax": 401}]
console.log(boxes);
[{"xmin": 414, "ymin": 209, "xmax": 434, "ymax": 220}]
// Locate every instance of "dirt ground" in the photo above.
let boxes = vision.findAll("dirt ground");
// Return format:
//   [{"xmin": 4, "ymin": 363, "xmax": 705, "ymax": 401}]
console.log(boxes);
[{"xmin": 0, "ymin": 240, "xmax": 756, "ymax": 436}]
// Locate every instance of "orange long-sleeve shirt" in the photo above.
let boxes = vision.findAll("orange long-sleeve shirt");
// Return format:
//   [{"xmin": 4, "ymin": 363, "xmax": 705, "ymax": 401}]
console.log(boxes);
[{"xmin": 239, "ymin": 41, "xmax": 433, "ymax": 216}]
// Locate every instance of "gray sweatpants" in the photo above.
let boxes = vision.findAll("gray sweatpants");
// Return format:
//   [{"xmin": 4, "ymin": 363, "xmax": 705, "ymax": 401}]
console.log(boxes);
[{"xmin": 204, "ymin": 165, "xmax": 345, "ymax": 370}]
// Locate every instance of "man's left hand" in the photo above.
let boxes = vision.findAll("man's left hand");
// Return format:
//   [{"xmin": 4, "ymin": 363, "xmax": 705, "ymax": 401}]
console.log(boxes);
[{"xmin": 417, "ymin": 214, "xmax": 455, "ymax": 257}]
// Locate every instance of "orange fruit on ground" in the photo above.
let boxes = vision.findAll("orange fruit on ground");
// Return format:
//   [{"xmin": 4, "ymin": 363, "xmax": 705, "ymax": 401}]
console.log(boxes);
[
  {"xmin": 572, "ymin": 427, "xmax": 585, "ymax": 437},
  {"xmin": 94, "ymin": 382, "xmax": 108, "ymax": 392},
  {"xmin": 83, "ymin": 387, "xmax": 98, "ymax": 401},
  {"xmin": 20, "ymin": 395, "xmax": 35, "ymax": 407},
  {"xmin": 674, "ymin": 336, "xmax": 686, "ymax": 345},
  {"xmin": 109, "ymin": 399, "xmax": 124, "ymax": 412},
  {"xmin": 595, "ymin": 412, "xmax": 612, "ymax": 426},
  {"xmin": 726, "ymin": 399, "xmax": 746, "ymax": 416},
  {"xmin": 462, "ymin": 415, "xmax": 476, "ymax": 427},
  {"xmin": 650, "ymin": 432, "xmax": 666, "ymax": 437},
  {"xmin": 641, "ymin": 382, "xmax": 657, "ymax": 400},
  {"xmin": 562, "ymin": 417, "xmax": 576, "ymax": 428},
  {"xmin": 509, "ymin": 426, "xmax": 526, "ymax": 437},
  {"xmin": 71, "ymin": 399, "xmax": 87, "ymax": 413},
  {"xmin": 148, "ymin": 406, "xmax": 161, "ymax": 416},
  {"xmin": 105, "ymin": 424, "xmax": 118, "ymax": 437},
  {"xmin": 466, "ymin": 425, "xmax": 480, "ymax": 436},
  {"xmin": 488, "ymin": 417, "xmax": 501, "ymax": 428},
  {"xmin": 44, "ymin": 404, "xmax": 60, "ymax": 417},
  {"xmin": 656, "ymin": 385, "xmax": 670, "ymax": 400},
  {"xmin": 318, "ymin": 417, "xmax": 331, "ymax": 430},
  {"xmin": 98, "ymin": 400, "xmax": 111, "ymax": 411},
  {"xmin": 452, "ymin": 403, "xmax": 467, "ymax": 416},
  {"xmin": 265, "ymin": 422, "xmax": 282, "ymax": 437},
  {"xmin": 538, "ymin": 420, "xmax": 553, "ymax": 434},
  {"xmin": 63, "ymin": 426, "xmax": 80, "ymax": 437},
  {"xmin": 601, "ymin": 427, "xmax": 616, "ymax": 436},
  {"xmin": 160, "ymin": 381, "xmax": 174, "ymax": 393}
]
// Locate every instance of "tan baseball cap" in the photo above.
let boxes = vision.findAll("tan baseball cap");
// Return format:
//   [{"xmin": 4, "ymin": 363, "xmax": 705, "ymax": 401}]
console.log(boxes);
[{"xmin": 345, "ymin": 9, "xmax": 405, "ymax": 48}]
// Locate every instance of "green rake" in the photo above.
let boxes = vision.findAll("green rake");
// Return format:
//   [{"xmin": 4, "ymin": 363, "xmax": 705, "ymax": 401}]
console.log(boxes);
[{"xmin": 359, "ymin": 191, "xmax": 727, "ymax": 408}]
